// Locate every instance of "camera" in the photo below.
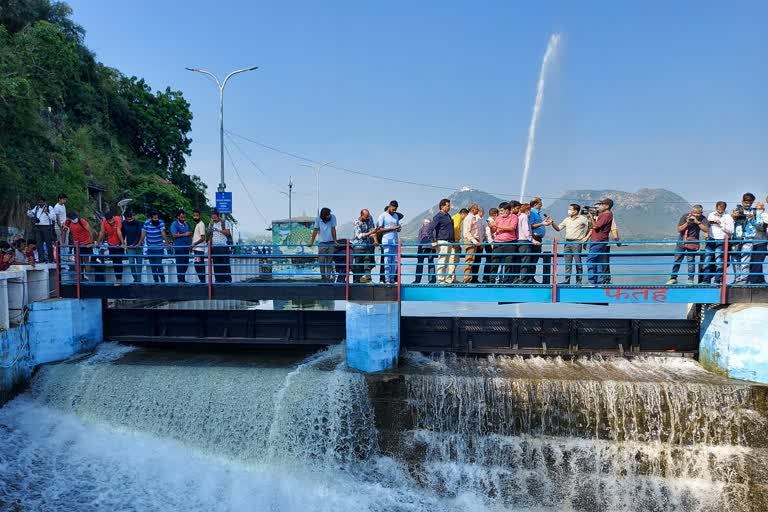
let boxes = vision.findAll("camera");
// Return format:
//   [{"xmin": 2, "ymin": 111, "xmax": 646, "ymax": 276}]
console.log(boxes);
[
  {"xmin": 732, "ymin": 205, "xmax": 747, "ymax": 222},
  {"xmin": 580, "ymin": 205, "xmax": 599, "ymax": 216}
]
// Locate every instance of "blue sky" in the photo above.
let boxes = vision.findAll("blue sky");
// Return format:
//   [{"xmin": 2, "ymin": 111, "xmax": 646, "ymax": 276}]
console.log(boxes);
[{"xmin": 68, "ymin": 0, "xmax": 766, "ymax": 235}]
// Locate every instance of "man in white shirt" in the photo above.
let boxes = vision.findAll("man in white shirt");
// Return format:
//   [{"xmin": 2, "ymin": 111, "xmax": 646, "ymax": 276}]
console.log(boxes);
[
  {"xmin": 26, "ymin": 196, "xmax": 55, "ymax": 263},
  {"xmin": 53, "ymin": 193, "xmax": 68, "ymax": 254},
  {"xmin": 550, "ymin": 204, "xmax": 591, "ymax": 284},
  {"xmin": 461, "ymin": 204, "xmax": 483, "ymax": 283},
  {"xmin": 481, "ymin": 208, "xmax": 499, "ymax": 283},
  {"xmin": 704, "ymin": 201, "xmax": 734, "ymax": 284},
  {"xmin": 191, "ymin": 209, "xmax": 208, "ymax": 283}
]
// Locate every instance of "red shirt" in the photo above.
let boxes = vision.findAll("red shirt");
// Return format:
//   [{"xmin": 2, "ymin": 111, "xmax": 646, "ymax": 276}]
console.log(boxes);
[
  {"xmin": 101, "ymin": 216, "xmax": 123, "ymax": 246},
  {"xmin": 590, "ymin": 211, "xmax": 614, "ymax": 242},
  {"xmin": 493, "ymin": 213, "xmax": 519, "ymax": 243},
  {"xmin": 65, "ymin": 218, "xmax": 93, "ymax": 245}
]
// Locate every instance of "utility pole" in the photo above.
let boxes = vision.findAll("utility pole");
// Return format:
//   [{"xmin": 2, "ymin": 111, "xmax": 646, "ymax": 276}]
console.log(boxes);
[
  {"xmin": 300, "ymin": 161, "xmax": 334, "ymax": 215},
  {"xmin": 280, "ymin": 176, "xmax": 294, "ymax": 222},
  {"xmin": 185, "ymin": 66, "xmax": 258, "ymax": 194}
]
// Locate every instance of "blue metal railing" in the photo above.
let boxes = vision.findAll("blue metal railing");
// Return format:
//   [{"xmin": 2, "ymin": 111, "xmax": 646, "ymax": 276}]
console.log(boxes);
[{"xmin": 57, "ymin": 237, "xmax": 768, "ymax": 302}]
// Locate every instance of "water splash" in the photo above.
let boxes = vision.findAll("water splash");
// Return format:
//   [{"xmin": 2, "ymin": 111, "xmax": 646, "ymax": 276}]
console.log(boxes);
[{"xmin": 519, "ymin": 33, "xmax": 561, "ymax": 202}]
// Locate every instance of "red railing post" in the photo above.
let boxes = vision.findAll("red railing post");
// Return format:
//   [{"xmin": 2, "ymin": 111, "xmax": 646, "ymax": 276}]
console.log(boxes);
[
  {"xmin": 720, "ymin": 235, "xmax": 729, "ymax": 304},
  {"xmin": 74, "ymin": 244, "xmax": 81, "ymax": 299},
  {"xmin": 345, "ymin": 240, "xmax": 351, "ymax": 301},
  {"xmin": 396, "ymin": 239, "xmax": 402, "ymax": 302},
  {"xmin": 207, "ymin": 240, "xmax": 213, "ymax": 300},
  {"xmin": 551, "ymin": 238, "xmax": 559, "ymax": 303},
  {"xmin": 54, "ymin": 241, "xmax": 61, "ymax": 299}
]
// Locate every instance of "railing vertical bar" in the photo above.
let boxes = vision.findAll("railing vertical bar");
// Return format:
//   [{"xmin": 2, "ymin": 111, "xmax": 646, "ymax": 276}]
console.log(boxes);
[
  {"xmin": 55, "ymin": 241, "xmax": 61, "ymax": 299},
  {"xmin": 345, "ymin": 240, "xmax": 350, "ymax": 301},
  {"xmin": 396, "ymin": 239, "xmax": 402, "ymax": 302},
  {"xmin": 207, "ymin": 240, "xmax": 213, "ymax": 301},
  {"xmin": 720, "ymin": 235, "xmax": 729, "ymax": 304},
  {"xmin": 551, "ymin": 238, "xmax": 559, "ymax": 303},
  {"xmin": 75, "ymin": 244, "xmax": 81, "ymax": 299}
]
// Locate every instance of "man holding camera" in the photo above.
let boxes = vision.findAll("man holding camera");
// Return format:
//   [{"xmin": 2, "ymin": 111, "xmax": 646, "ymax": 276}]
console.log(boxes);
[
  {"xmin": 704, "ymin": 201, "xmax": 733, "ymax": 284},
  {"xmin": 749, "ymin": 199, "xmax": 767, "ymax": 284},
  {"xmin": 666, "ymin": 205, "xmax": 708, "ymax": 285},
  {"xmin": 26, "ymin": 196, "xmax": 55, "ymax": 263},
  {"xmin": 586, "ymin": 198, "xmax": 613, "ymax": 285},
  {"xmin": 732, "ymin": 193, "xmax": 761, "ymax": 284}
]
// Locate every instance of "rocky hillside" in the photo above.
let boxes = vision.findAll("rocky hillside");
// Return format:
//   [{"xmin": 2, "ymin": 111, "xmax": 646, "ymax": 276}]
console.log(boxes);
[{"xmin": 398, "ymin": 188, "xmax": 692, "ymax": 241}]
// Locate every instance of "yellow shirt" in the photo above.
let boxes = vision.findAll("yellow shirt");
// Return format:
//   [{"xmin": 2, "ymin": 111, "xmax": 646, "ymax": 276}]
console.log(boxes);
[{"xmin": 452, "ymin": 213, "xmax": 463, "ymax": 241}]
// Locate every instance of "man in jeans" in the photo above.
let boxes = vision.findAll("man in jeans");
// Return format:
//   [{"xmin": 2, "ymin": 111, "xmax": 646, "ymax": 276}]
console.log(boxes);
[
  {"xmin": 309, "ymin": 207, "xmax": 338, "ymax": 282},
  {"xmin": 732, "ymin": 193, "xmax": 761, "ymax": 284},
  {"xmin": 170, "ymin": 210, "xmax": 193, "ymax": 283},
  {"xmin": 667, "ymin": 205, "xmax": 709, "ymax": 285},
  {"xmin": 190, "ymin": 210, "xmax": 208, "ymax": 283},
  {"xmin": 528, "ymin": 198, "xmax": 553, "ymax": 284},
  {"xmin": 96, "ymin": 210, "xmax": 125, "ymax": 284},
  {"xmin": 121, "ymin": 211, "xmax": 144, "ymax": 283},
  {"xmin": 749, "ymin": 199, "xmax": 767, "ymax": 284},
  {"xmin": 704, "ymin": 201, "xmax": 734, "ymax": 284},
  {"xmin": 550, "ymin": 204, "xmax": 590, "ymax": 284},
  {"xmin": 414, "ymin": 219, "xmax": 436, "ymax": 284},
  {"xmin": 586, "ymin": 199, "xmax": 614, "ymax": 285},
  {"xmin": 377, "ymin": 201, "xmax": 402, "ymax": 284},
  {"xmin": 141, "ymin": 210, "xmax": 169, "ymax": 283},
  {"xmin": 351, "ymin": 209, "xmax": 378, "ymax": 283},
  {"xmin": 482, "ymin": 208, "xmax": 499, "ymax": 283},
  {"xmin": 431, "ymin": 199, "xmax": 456, "ymax": 284}
]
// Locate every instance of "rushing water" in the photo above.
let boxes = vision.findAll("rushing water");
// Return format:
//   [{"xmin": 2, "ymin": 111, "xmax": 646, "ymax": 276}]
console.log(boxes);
[{"xmin": 1, "ymin": 344, "xmax": 766, "ymax": 511}]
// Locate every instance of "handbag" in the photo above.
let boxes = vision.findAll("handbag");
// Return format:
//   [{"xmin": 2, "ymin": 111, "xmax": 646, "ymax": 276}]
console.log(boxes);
[{"xmin": 682, "ymin": 232, "xmax": 700, "ymax": 251}]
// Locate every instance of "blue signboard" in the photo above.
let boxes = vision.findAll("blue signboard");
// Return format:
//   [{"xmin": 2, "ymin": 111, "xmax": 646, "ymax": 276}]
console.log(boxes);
[{"xmin": 215, "ymin": 192, "xmax": 233, "ymax": 213}]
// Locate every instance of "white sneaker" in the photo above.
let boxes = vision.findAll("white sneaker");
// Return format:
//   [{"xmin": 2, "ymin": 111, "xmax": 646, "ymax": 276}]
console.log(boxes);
[
  {"xmin": 686, "ymin": 279, "xmax": 695, "ymax": 285},
  {"xmin": 666, "ymin": 278, "xmax": 677, "ymax": 285}
]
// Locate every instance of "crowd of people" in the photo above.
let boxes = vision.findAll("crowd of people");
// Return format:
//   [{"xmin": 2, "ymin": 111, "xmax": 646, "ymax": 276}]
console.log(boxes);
[{"xmin": 3, "ymin": 192, "xmax": 766, "ymax": 286}]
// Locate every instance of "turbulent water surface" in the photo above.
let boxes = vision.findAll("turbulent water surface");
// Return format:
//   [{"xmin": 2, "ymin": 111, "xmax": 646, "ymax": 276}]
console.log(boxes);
[{"xmin": 0, "ymin": 343, "xmax": 766, "ymax": 512}]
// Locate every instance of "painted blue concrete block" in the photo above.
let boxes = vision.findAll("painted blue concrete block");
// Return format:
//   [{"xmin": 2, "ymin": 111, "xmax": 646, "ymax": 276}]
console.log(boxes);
[
  {"xmin": 345, "ymin": 301, "xmax": 400, "ymax": 373},
  {"xmin": 1, "ymin": 299, "xmax": 102, "ymax": 402},
  {"xmin": 28, "ymin": 299, "xmax": 102, "ymax": 365},
  {"xmin": 700, "ymin": 304, "xmax": 768, "ymax": 384}
]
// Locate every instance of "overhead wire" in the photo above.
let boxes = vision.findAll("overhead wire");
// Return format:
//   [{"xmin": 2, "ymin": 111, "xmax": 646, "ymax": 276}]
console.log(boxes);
[
  {"xmin": 222, "ymin": 142, "xmax": 269, "ymax": 226},
  {"xmin": 225, "ymin": 129, "xmax": 723, "ymax": 205}
]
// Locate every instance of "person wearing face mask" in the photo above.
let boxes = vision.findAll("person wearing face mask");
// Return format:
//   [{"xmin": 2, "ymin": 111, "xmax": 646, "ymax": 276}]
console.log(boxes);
[
  {"xmin": 550, "ymin": 204, "xmax": 591, "ymax": 284},
  {"xmin": 63, "ymin": 211, "xmax": 95, "ymax": 280},
  {"xmin": 141, "ymin": 209, "xmax": 169, "ymax": 283},
  {"xmin": 376, "ymin": 201, "xmax": 402, "ymax": 284}
]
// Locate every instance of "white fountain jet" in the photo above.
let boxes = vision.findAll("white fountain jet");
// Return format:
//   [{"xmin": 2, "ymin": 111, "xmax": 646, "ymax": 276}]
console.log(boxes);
[{"xmin": 519, "ymin": 33, "xmax": 561, "ymax": 202}]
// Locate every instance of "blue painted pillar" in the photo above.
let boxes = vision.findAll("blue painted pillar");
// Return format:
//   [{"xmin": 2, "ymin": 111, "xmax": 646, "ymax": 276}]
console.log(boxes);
[
  {"xmin": 345, "ymin": 301, "xmax": 400, "ymax": 372},
  {"xmin": 700, "ymin": 304, "xmax": 768, "ymax": 384}
]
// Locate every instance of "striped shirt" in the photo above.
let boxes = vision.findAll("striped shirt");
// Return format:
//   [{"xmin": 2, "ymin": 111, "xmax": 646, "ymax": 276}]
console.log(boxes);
[{"xmin": 142, "ymin": 219, "xmax": 166, "ymax": 246}]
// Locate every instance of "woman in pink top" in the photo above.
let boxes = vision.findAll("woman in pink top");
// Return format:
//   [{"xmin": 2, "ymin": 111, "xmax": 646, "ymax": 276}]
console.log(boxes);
[{"xmin": 491, "ymin": 201, "xmax": 520, "ymax": 284}]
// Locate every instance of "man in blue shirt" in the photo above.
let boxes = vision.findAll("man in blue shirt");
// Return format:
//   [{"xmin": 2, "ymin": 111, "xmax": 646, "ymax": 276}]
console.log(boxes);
[
  {"xmin": 430, "ymin": 198, "xmax": 455, "ymax": 284},
  {"xmin": 141, "ymin": 209, "xmax": 168, "ymax": 283},
  {"xmin": 309, "ymin": 207, "xmax": 338, "ymax": 282},
  {"xmin": 376, "ymin": 200, "xmax": 402, "ymax": 284},
  {"xmin": 170, "ymin": 210, "xmax": 193, "ymax": 283},
  {"xmin": 121, "ymin": 211, "xmax": 144, "ymax": 283},
  {"xmin": 528, "ymin": 197, "xmax": 553, "ymax": 284},
  {"xmin": 732, "ymin": 192, "xmax": 762, "ymax": 284}
]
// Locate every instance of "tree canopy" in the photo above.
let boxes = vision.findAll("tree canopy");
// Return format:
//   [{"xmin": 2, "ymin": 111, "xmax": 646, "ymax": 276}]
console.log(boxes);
[{"xmin": 0, "ymin": 0, "xmax": 208, "ymax": 229}]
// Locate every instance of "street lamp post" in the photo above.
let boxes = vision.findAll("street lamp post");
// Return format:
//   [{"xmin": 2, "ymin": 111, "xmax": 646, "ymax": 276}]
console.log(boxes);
[
  {"xmin": 185, "ymin": 66, "xmax": 258, "ymax": 194},
  {"xmin": 300, "ymin": 161, "xmax": 334, "ymax": 215}
]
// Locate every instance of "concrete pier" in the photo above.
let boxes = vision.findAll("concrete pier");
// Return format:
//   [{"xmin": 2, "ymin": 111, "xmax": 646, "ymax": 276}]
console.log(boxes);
[
  {"xmin": 345, "ymin": 301, "xmax": 400, "ymax": 372},
  {"xmin": 700, "ymin": 304, "xmax": 768, "ymax": 384}
]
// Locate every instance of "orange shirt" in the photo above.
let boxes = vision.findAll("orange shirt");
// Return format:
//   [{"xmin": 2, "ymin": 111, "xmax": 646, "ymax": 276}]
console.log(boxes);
[{"xmin": 101, "ymin": 216, "xmax": 123, "ymax": 246}]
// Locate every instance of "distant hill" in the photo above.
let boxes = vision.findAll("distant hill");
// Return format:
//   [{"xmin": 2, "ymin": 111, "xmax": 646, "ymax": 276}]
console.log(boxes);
[{"xmin": 396, "ymin": 187, "xmax": 692, "ymax": 241}]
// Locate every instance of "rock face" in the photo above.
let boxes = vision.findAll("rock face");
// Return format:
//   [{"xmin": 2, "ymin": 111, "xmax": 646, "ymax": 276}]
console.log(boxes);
[{"xmin": 399, "ymin": 188, "xmax": 693, "ymax": 241}]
